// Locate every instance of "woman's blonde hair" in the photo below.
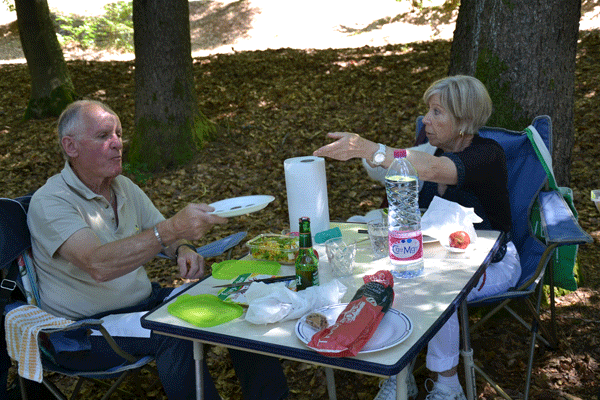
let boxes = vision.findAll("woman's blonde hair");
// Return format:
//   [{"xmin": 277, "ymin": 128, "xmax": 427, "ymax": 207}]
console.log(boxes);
[{"xmin": 423, "ymin": 75, "xmax": 492, "ymax": 135}]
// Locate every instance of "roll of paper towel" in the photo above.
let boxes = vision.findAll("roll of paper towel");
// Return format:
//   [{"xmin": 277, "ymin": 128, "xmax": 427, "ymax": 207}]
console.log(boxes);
[{"xmin": 284, "ymin": 156, "xmax": 330, "ymax": 235}]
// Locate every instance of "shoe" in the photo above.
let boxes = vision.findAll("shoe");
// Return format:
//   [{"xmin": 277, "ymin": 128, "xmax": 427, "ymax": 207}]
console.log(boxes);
[
  {"xmin": 373, "ymin": 373, "xmax": 418, "ymax": 400},
  {"xmin": 424, "ymin": 378, "xmax": 467, "ymax": 400}
]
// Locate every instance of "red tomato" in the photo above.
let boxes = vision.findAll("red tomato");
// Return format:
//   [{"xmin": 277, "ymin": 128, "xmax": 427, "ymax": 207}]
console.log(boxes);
[{"xmin": 449, "ymin": 231, "xmax": 470, "ymax": 249}]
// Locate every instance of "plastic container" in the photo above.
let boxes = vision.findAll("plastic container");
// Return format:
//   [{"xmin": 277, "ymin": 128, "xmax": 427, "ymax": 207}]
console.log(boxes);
[
  {"xmin": 385, "ymin": 149, "xmax": 424, "ymax": 278},
  {"xmin": 246, "ymin": 234, "xmax": 299, "ymax": 264}
]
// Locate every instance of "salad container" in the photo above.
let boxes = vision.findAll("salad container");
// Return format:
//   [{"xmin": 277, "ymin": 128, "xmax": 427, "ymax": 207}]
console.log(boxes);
[{"xmin": 246, "ymin": 234, "xmax": 299, "ymax": 264}]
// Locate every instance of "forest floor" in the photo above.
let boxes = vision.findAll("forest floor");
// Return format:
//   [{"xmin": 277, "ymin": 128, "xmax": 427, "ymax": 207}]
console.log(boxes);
[{"xmin": 1, "ymin": 1, "xmax": 600, "ymax": 399}]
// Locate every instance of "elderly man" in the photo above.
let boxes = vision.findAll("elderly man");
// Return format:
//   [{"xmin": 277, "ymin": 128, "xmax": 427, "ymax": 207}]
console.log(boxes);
[{"xmin": 27, "ymin": 100, "xmax": 289, "ymax": 400}]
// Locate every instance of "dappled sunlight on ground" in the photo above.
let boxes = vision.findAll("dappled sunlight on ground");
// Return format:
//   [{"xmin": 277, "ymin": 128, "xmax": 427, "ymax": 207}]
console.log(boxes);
[{"xmin": 0, "ymin": 0, "xmax": 457, "ymax": 63}]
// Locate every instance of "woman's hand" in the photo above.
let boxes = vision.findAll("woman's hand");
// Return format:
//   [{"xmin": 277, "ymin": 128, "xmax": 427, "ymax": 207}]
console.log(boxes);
[{"xmin": 313, "ymin": 132, "xmax": 377, "ymax": 161}]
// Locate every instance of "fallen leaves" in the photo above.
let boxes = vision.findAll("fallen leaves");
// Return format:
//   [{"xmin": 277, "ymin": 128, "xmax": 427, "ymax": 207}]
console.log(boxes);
[{"xmin": 1, "ymin": 32, "xmax": 600, "ymax": 400}]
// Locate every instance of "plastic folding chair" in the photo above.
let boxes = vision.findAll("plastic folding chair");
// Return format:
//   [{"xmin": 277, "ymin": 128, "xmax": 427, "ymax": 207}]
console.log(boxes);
[
  {"xmin": 0, "ymin": 195, "xmax": 247, "ymax": 400},
  {"xmin": 415, "ymin": 115, "xmax": 593, "ymax": 400}
]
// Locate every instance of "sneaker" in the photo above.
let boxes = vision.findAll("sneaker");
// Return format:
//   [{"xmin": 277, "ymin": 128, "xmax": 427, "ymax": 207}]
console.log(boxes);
[
  {"xmin": 373, "ymin": 373, "xmax": 418, "ymax": 400},
  {"xmin": 424, "ymin": 378, "xmax": 467, "ymax": 400}
]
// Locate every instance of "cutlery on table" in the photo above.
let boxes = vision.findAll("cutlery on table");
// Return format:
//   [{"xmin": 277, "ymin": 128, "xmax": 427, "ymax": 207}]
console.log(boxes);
[{"xmin": 213, "ymin": 275, "xmax": 296, "ymax": 288}]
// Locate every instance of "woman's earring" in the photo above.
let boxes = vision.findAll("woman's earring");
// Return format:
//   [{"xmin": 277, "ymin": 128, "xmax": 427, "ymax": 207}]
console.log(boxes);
[{"xmin": 459, "ymin": 130, "xmax": 464, "ymax": 138}]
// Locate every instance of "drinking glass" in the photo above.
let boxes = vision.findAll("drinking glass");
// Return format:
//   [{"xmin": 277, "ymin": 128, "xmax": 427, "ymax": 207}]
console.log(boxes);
[
  {"xmin": 325, "ymin": 238, "xmax": 357, "ymax": 277},
  {"xmin": 367, "ymin": 220, "xmax": 389, "ymax": 260}
]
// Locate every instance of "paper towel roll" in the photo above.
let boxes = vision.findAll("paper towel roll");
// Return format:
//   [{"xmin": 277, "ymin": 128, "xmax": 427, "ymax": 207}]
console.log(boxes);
[{"xmin": 284, "ymin": 156, "xmax": 330, "ymax": 235}]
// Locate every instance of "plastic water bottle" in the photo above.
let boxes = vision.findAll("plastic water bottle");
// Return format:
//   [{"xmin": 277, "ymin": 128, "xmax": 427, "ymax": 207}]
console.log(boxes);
[{"xmin": 385, "ymin": 149, "xmax": 424, "ymax": 278}]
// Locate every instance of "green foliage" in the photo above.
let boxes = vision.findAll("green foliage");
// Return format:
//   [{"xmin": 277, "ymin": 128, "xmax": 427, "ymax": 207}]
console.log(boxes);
[
  {"xmin": 122, "ymin": 162, "xmax": 153, "ymax": 184},
  {"xmin": 54, "ymin": 1, "xmax": 133, "ymax": 51}
]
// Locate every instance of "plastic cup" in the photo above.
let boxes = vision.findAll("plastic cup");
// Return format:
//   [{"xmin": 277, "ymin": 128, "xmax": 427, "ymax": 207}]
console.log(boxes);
[
  {"xmin": 367, "ymin": 220, "xmax": 389, "ymax": 260},
  {"xmin": 325, "ymin": 238, "xmax": 357, "ymax": 277}
]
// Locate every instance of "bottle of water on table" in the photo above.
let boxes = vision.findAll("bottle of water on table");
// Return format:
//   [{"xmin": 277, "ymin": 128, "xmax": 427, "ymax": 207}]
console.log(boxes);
[{"xmin": 385, "ymin": 149, "xmax": 424, "ymax": 278}]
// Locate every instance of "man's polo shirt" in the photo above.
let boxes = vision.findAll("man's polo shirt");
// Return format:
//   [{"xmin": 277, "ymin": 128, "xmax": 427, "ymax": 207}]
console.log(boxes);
[{"xmin": 27, "ymin": 161, "xmax": 164, "ymax": 320}]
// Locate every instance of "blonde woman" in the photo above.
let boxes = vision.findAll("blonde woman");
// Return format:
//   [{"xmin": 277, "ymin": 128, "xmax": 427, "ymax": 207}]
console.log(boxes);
[{"xmin": 314, "ymin": 75, "xmax": 520, "ymax": 400}]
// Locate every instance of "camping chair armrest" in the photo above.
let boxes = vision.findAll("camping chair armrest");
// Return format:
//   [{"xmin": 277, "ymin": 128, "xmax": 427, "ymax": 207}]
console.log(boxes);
[
  {"xmin": 41, "ymin": 317, "xmax": 139, "ymax": 364},
  {"xmin": 5, "ymin": 302, "xmax": 104, "ymax": 334},
  {"xmin": 196, "ymin": 231, "xmax": 247, "ymax": 258},
  {"xmin": 538, "ymin": 191, "xmax": 593, "ymax": 246},
  {"xmin": 41, "ymin": 318, "xmax": 104, "ymax": 333},
  {"xmin": 33, "ymin": 315, "xmax": 138, "ymax": 363},
  {"xmin": 155, "ymin": 231, "xmax": 247, "ymax": 260}
]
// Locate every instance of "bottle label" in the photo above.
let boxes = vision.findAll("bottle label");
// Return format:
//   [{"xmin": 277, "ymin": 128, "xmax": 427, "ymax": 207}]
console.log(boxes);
[{"xmin": 389, "ymin": 230, "xmax": 423, "ymax": 261}]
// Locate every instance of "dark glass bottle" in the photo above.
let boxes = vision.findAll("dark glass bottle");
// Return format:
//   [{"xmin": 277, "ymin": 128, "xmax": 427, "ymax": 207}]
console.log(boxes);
[{"xmin": 295, "ymin": 217, "xmax": 319, "ymax": 291}]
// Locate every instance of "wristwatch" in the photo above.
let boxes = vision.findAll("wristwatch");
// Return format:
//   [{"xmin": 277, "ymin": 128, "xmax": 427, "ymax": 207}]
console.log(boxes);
[{"xmin": 371, "ymin": 143, "xmax": 386, "ymax": 165}]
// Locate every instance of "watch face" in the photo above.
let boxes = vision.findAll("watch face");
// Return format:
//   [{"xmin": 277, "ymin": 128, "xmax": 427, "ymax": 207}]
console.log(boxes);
[{"xmin": 374, "ymin": 153, "xmax": 385, "ymax": 163}]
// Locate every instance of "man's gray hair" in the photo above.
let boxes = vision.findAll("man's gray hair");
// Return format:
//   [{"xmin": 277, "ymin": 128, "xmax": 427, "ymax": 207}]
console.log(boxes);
[{"xmin": 57, "ymin": 100, "xmax": 117, "ymax": 158}]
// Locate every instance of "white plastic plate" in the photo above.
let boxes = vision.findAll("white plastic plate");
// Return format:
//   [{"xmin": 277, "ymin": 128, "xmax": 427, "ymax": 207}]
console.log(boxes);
[
  {"xmin": 295, "ymin": 303, "xmax": 412, "ymax": 354},
  {"xmin": 209, "ymin": 195, "xmax": 275, "ymax": 217}
]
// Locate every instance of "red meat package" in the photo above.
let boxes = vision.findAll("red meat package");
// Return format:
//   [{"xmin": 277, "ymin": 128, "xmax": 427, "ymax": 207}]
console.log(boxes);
[{"xmin": 307, "ymin": 270, "xmax": 394, "ymax": 357}]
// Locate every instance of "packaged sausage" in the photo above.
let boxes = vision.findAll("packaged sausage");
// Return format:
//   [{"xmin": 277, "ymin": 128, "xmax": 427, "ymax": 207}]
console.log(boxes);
[{"xmin": 307, "ymin": 270, "xmax": 394, "ymax": 357}]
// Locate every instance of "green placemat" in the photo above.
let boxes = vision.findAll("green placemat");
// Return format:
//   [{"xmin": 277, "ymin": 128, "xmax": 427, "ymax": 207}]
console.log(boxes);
[
  {"xmin": 168, "ymin": 294, "xmax": 243, "ymax": 328},
  {"xmin": 211, "ymin": 260, "xmax": 281, "ymax": 280}
]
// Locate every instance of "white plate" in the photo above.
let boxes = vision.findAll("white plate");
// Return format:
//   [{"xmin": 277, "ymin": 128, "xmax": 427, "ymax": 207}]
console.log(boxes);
[
  {"xmin": 209, "ymin": 195, "xmax": 275, "ymax": 217},
  {"xmin": 295, "ymin": 303, "xmax": 413, "ymax": 354},
  {"xmin": 423, "ymin": 235, "xmax": 437, "ymax": 244}
]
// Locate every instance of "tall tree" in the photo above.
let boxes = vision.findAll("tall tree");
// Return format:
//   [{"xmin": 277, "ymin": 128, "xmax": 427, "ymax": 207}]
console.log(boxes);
[
  {"xmin": 449, "ymin": 0, "xmax": 581, "ymax": 186},
  {"xmin": 130, "ymin": 0, "xmax": 214, "ymax": 171},
  {"xmin": 15, "ymin": 0, "xmax": 76, "ymax": 119}
]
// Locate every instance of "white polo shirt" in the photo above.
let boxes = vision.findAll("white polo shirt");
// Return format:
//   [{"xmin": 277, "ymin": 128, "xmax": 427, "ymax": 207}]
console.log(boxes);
[{"xmin": 27, "ymin": 161, "xmax": 164, "ymax": 320}]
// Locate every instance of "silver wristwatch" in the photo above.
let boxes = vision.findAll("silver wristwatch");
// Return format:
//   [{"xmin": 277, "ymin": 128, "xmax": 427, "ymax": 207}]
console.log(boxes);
[{"xmin": 371, "ymin": 143, "xmax": 386, "ymax": 165}]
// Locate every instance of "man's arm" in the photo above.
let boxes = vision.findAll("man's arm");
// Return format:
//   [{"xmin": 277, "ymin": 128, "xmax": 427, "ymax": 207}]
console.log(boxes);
[{"xmin": 58, "ymin": 204, "xmax": 227, "ymax": 282}]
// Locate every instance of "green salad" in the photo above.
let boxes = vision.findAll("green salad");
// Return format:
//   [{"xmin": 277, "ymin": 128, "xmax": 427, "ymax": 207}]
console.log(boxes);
[{"xmin": 247, "ymin": 234, "xmax": 299, "ymax": 264}]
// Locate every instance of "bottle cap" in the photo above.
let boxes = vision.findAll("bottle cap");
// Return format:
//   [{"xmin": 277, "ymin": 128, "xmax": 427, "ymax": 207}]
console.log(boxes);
[{"xmin": 394, "ymin": 149, "xmax": 407, "ymax": 158}]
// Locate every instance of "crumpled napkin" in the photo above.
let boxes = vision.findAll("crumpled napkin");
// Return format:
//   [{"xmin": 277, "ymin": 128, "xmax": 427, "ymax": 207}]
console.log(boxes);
[
  {"xmin": 421, "ymin": 196, "xmax": 482, "ymax": 246},
  {"xmin": 244, "ymin": 280, "xmax": 347, "ymax": 325}
]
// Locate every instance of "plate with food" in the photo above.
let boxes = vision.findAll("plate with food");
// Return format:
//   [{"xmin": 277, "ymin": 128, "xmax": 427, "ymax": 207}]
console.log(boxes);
[
  {"xmin": 295, "ymin": 304, "xmax": 413, "ymax": 353},
  {"xmin": 209, "ymin": 195, "xmax": 275, "ymax": 218},
  {"xmin": 246, "ymin": 233, "xmax": 299, "ymax": 264}
]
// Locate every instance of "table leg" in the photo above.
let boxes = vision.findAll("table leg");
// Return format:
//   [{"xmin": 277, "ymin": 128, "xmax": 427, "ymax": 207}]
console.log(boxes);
[
  {"xmin": 192, "ymin": 341, "xmax": 204, "ymax": 400},
  {"xmin": 459, "ymin": 301, "xmax": 476, "ymax": 400},
  {"xmin": 395, "ymin": 366, "xmax": 409, "ymax": 400},
  {"xmin": 324, "ymin": 367, "xmax": 337, "ymax": 400}
]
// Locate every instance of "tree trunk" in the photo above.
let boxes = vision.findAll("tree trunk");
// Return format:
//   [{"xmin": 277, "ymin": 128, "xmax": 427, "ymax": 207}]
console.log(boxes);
[
  {"xmin": 130, "ymin": 0, "xmax": 214, "ymax": 171},
  {"xmin": 449, "ymin": 0, "xmax": 581, "ymax": 186},
  {"xmin": 15, "ymin": 0, "xmax": 77, "ymax": 120}
]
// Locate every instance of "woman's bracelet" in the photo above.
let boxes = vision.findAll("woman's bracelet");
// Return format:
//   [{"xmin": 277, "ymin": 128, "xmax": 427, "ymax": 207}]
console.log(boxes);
[{"xmin": 175, "ymin": 243, "xmax": 197, "ymax": 259}]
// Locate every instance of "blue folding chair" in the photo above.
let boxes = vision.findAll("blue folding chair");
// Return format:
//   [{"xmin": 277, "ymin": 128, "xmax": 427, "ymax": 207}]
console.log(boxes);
[
  {"xmin": 416, "ymin": 115, "xmax": 592, "ymax": 400},
  {"xmin": 0, "ymin": 195, "xmax": 247, "ymax": 400},
  {"xmin": 156, "ymin": 231, "xmax": 247, "ymax": 260}
]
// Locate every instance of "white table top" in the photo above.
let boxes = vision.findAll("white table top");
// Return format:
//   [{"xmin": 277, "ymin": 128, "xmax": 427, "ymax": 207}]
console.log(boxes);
[{"xmin": 141, "ymin": 224, "xmax": 501, "ymax": 377}]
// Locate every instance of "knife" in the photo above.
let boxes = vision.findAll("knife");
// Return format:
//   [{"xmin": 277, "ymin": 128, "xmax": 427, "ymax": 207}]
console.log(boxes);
[{"xmin": 213, "ymin": 275, "xmax": 296, "ymax": 288}]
